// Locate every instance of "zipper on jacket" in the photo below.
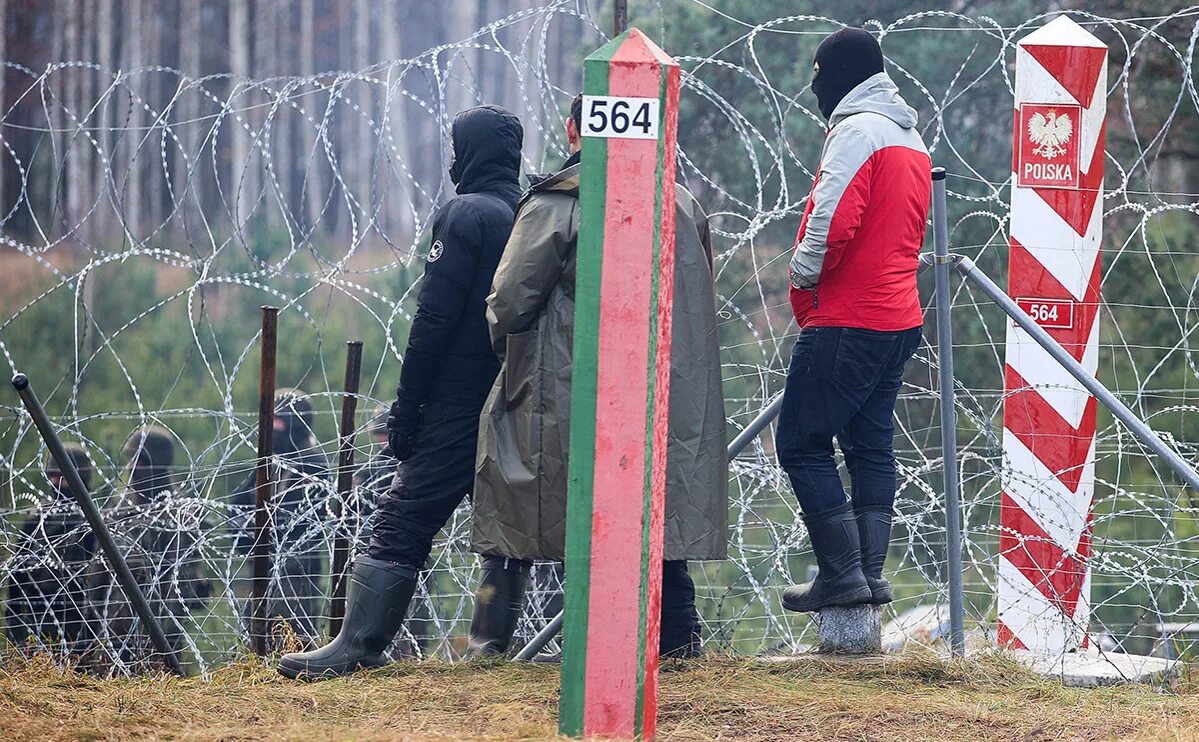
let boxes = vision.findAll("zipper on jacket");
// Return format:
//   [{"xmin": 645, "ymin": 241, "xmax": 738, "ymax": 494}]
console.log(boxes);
[{"xmin": 812, "ymin": 287, "xmax": 819, "ymax": 309}]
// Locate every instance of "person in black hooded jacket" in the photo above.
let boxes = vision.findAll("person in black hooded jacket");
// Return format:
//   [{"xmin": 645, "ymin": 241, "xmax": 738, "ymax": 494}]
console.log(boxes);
[{"xmin": 278, "ymin": 104, "xmax": 523, "ymax": 679}]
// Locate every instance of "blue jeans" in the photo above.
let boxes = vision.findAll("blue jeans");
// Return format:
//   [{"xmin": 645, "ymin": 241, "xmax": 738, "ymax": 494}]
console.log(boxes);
[{"xmin": 776, "ymin": 326, "xmax": 922, "ymax": 516}]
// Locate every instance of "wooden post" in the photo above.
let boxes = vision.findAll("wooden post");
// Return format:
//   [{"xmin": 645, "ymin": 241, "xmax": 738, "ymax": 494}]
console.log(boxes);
[
  {"xmin": 999, "ymin": 15, "xmax": 1106, "ymax": 655},
  {"xmin": 328, "ymin": 340, "xmax": 363, "ymax": 635},
  {"xmin": 560, "ymin": 28, "xmax": 680, "ymax": 740},
  {"xmin": 252, "ymin": 306, "xmax": 278, "ymax": 657}
]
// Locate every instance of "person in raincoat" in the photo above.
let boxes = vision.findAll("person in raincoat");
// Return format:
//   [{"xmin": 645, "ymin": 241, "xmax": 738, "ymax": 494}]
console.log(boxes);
[
  {"xmin": 277, "ymin": 104, "xmax": 524, "ymax": 679},
  {"xmin": 469, "ymin": 94, "xmax": 728, "ymax": 658}
]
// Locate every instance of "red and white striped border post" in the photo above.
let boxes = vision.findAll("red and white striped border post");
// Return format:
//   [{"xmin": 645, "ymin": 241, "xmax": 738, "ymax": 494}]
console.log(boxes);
[
  {"xmin": 999, "ymin": 15, "xmax": 1107, "ymax": 655},
  {"xmin": 559, "ymin": 28, "xmax": 680, "ymax": 739}
]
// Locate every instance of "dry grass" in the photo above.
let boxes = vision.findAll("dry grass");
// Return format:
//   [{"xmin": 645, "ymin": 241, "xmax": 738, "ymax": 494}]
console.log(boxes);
[{"xmin": 2, "ymin": 651, "xmax": 1198, "ymax": 741}]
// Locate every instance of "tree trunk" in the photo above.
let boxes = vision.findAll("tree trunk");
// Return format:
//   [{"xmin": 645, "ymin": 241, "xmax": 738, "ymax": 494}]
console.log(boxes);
[
  {"xmin": 228, "ymin": 0, "xmax": 253, "ymax": 232},
  {"xmin": 353, "ymin": 0, "xmax": 372, "ymax": 242},
  {"xmin": 379, "ymin": 0, "xmax": 414, "ymax": 248},
  {"xmin": 299, "ymin": 0, "xmax": 324, "ymax": 233},
  {"xmin": 123, "ymin": 0, "xmax": 144, "ymax": 235},
  {"xmin": 0, "ymin": 0, "xmax": 6, "ymax": 215},
  {"xmin": 93, "ymin": 0, "xmax": 114, "ymax": 240},
  {"xmin": 253, "ymin": 0, "xmax": 279, "ymax": 230},
  {"xmin": 176, "ymin": 0, "xmax": 201, "ymax": 236}
]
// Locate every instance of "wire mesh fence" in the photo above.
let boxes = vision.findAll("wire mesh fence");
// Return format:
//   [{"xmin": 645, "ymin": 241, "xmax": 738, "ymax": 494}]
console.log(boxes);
[{"xmin": 1, "ymin": 1, "xmax": 1198, "ymax": 675}]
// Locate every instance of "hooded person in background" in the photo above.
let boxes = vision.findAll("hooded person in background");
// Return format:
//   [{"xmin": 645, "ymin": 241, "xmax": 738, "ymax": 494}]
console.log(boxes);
[
  {"xmin": 87, "ymin": 426, "xmax": 210, "ymax": 666},
  {"xmin": 233, "ymin": 390, "xmax": 330, "ymax": 646},
  {"xmin": 776, "ymin": 28, "xmax": 930, "ymax": 613},
  {"xmin": 467, "ymin": 94, "xmax": 728, "ymax": 658},
  {"xmin": 4, "ymin": 447, "xmax": 97, "ymax": 651},
  {"xmin": 278, "ymin": 104, "xmax": 523, "ymax": 679}
]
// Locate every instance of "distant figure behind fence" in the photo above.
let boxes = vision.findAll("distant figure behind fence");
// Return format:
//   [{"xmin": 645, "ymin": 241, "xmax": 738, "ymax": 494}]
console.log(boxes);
[
  {"xmin": 4, "ymin": 447, "xmax": 97, "ymax": 652},
  {"xmin": 234, "ymin": 389, "xmax": 330, "ymax": 647},
  {"xmin": 86, "ymin": 426, "xmax": 210, "ymax": 668}
]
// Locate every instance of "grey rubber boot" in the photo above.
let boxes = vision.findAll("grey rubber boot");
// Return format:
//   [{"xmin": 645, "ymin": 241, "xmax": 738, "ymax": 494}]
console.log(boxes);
[
  {"xmin": 277, "ymin": 557, "xmax": 417, "ymax": 680},
  {"xmin": 466, "ymin": 556, "xmax": 531, "ymax": 657},
  {"xmin": 783, "ymin": 503, "xmax": 872, "ymax": 613},
  {"xmin": 856, "ymin": 508, "xmax": 894, "ymax": 605}
]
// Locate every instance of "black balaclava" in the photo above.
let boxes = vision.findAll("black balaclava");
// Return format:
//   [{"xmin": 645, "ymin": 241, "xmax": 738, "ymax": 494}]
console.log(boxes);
[
  {"xmin": 811, "ymin": 27, "xmax": 885, "ymax": 121},
  {"xmin": 275, "ymin": 388, "xmax": 316, "ymax": 456},
  {"xmin": 45, "ymin": 445, "xmax": 92, "ymax": 497},
  {"xmin": 447, "ymin": 104, "xmax": 523, "ymax": 199},
  {"xmin": 123, "ymin": 426, "xmax": 176, "ymax": 499}
]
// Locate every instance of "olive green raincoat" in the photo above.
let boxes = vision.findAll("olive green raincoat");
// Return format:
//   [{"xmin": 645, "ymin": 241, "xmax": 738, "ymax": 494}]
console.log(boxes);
[{"xmin": 471, "ymin": 161, "xmax": 727, "ymax": 562}]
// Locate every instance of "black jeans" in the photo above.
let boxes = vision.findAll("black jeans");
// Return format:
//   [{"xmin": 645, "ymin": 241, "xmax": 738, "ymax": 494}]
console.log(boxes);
[
  {"xmin": 367, "ymin": 402, "xmax": 480, "ymax": 570},
  {"xmin": 776, "ymin": 326, "xmax": 922, "ymax": 516}
]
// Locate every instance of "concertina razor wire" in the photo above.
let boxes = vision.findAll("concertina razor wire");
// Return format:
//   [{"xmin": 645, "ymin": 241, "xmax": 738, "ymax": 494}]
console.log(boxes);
[{"xmin": 1, "ymin": 1, "xmax": 1198, "ymax": 675}]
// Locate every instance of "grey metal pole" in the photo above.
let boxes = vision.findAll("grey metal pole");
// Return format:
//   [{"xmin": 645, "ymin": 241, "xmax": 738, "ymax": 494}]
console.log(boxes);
[
  {"xmin": 931, "ymin": 167, "xmax": 966, "ymax": 657},
  {"xmin": 252, "ymin": 306, "xmax": 278, "ymax": 656},
  {"xmin": 726, "ymin": 394, "xmax": 784, "ymax": 460},
  {"xmin": 954, "ymin": 256, "xmax": 1199, "ymax": 492},
  {"xmin": 11, "ymin": 373, "xmax": 185, "ymax": 676},
  {"xmin": 514, "ymin": 394, "xmax": 786, "ymax": 661},
  {"xmin": 514, "ymin": 610, "xmax": 564, "ymax": 662}
]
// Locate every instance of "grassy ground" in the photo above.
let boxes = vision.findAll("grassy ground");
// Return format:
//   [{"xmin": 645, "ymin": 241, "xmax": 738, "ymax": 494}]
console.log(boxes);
[{"xmin": 2, "ymin": 651, "xmax": 1198, "ymax": 741}]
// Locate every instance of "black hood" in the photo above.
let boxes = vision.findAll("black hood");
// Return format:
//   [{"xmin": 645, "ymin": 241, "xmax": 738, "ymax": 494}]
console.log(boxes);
[
  {"xmin": 275, "ymin": 388, "xmax": 316, "ymax": 456},
  {"xmin": 812, "ymin": 27, "xmax": 884, "ymax": 121},
  {"xmin": 448, "ymin": 105, "xmax": 523, "ymax": 200},
  {"xmin": 123, "ymin": 426, "xmax": 176, "ymax": 498},
  {"xmin": 45, "ymin": 445, "xmax": 92, "ymax": 497}
]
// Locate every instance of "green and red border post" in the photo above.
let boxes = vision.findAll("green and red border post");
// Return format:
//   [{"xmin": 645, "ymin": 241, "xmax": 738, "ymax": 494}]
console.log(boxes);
[{"xmin": 560, "ymin": 28, "xmax": 681, "ymax": 740}]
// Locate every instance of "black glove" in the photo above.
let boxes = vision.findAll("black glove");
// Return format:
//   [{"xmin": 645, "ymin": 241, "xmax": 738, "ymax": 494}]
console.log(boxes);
[{"xmin": 387, "ymin": 399, "xmax": 419, "ymax": 461}]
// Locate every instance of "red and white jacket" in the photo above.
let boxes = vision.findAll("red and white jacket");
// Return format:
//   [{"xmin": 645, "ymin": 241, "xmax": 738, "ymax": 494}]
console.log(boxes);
[{"xmin": 789, "ymin": 72, "xmax": 931, "ymax": 331}]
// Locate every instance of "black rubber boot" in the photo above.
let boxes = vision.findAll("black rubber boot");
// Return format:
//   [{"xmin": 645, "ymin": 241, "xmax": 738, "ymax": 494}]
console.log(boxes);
[
  {"xmin": 277, "ymin": 557, "xmax": 417, "ymax": 680},
  {"xmin": 467, "ymin": 557, "xmax": 531, "ymax": 657},
  {"xmin": 783, "ymin": 503, "xmax": 872, "ymax": 613},
  {"xmin": 856, "ymin": 507, "xmax": 894, "ymax": 605}
]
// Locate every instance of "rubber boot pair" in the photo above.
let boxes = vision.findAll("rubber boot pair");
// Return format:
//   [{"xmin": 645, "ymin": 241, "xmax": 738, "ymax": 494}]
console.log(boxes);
[
  {"xmin": 783, "ymin": 503, "xmax": 893, "ymax": 612},
  {"xmin": 277, "ymin": 557, "xmax": 417, "ymax": 680},
  {"xmin": 466, "ymin": 557, "xmax": 530, "ymax": 657}
]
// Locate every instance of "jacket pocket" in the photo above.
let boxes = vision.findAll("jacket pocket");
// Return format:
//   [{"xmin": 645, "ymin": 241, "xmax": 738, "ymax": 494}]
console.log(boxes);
[{"xmin": 504, "ymin": 329, "xmax": 539, "ymax": 411}]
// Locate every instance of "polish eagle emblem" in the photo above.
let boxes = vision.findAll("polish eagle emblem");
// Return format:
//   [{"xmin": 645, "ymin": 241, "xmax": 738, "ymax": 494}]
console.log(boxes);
[{"xmin": 1027, "ymin": 109, "xmax": 1073, "ymax": 159}]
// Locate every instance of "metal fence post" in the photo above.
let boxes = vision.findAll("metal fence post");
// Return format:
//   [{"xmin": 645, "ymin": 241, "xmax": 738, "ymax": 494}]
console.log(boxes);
[
  {"xmin": 931, "ymin": 167, "xmax": 967, "ymax": 657},
  {"xmin": 328, "ymin": 340, "xmax": 363, "ymax": 635},
  {"xmin": 11, "ymin": 373, "xmax": 185, "ymax": 676},
  {"xmin": 252, "ymin": 305, "xmax": 278, "ymax": 656}
]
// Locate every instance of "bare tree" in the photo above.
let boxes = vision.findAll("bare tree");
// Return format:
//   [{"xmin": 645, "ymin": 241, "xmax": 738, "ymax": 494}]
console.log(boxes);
[
  {"xmin": 351, "ymin": 0, "xmax": 373, "ymax": 242},
  {"xmin": 122, "ymin": 0, "xmax": 145, "ymax": 235},
  {"xmin": 175, "ymin": 0, "xmax": 202, "ymax": 234},
  {"xmin": 92, "ymin": 0, "xmax": 115, "ymax": 239},
  {"xmin": 380, "ymin": 0, "xmax": 414, "ymax": 247},
  {"xmin": 299, "ymin": 0, "xmax": 325, "ymax": 233},
  {"xmin": 253, "ymin": 0, "xmax": 279, "ymax": 231},
  {"xmin": 228, "ymin": 0, "xmax": 253, "ymax": 232},
  {"xmin": 0, "ymin": 0, "xmax": 5, "ymax": 213}
]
